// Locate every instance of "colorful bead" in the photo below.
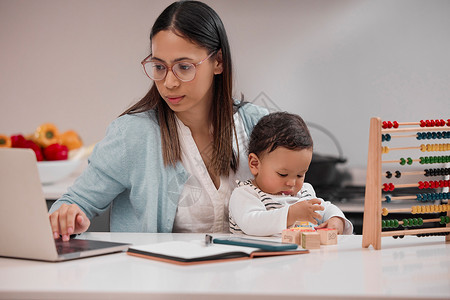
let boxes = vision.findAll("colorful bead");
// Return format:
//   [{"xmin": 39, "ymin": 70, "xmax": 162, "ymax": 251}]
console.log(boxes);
[
  {"xmin": 386, "ymin": 171, "xmax": 392, "ymax": 178},
  {"xmin": 395, "ymin": 170, "xmax": 401, "ymax": 178}
]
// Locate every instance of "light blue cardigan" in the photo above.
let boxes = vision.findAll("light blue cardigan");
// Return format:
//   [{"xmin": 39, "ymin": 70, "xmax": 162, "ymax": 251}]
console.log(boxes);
[{"xmin": 50, "ymin": 102, "xmax": 268, "ymax": 233}]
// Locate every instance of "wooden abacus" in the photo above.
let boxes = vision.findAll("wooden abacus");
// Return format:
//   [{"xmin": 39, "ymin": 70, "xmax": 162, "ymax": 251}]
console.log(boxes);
[{"xmin": 362, "ymin": 117, "xmax": 450, "ymax": 250}]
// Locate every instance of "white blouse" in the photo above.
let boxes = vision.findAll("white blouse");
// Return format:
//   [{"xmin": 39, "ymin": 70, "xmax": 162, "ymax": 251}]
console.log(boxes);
[{"xmin": 172, "ymin": 113, "xmax": 252, "ymax": 233}]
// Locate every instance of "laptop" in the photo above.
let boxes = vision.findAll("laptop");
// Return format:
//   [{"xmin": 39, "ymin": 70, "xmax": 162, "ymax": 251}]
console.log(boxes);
[{"xmin": 0, "ymin": 148, "xmax": 129, "ymax": 262}]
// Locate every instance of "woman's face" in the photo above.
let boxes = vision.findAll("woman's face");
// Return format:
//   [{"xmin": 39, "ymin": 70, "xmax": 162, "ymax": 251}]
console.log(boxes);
[
  {"xmin": 249, "ymin": 147, "xmax": 313, "ymax": 196},
  {"xmin": 151, "ymin": 30, "xmax": 222, "ymax": 117}
]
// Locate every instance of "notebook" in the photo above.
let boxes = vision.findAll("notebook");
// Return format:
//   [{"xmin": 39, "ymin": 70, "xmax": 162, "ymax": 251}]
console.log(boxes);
[
  {"xmin": 0, "ymin": 148, "xmax": 129, "ymax": 262},
  {"xmin": 127, "ymin": 239, "xmax": 308, "ymax": 265}
]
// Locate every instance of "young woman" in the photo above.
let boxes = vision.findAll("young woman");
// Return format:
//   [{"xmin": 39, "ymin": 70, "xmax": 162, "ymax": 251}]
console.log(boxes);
[{"xmin": 49, "ymin": 0, "xmax": 268, "ymax": 241}]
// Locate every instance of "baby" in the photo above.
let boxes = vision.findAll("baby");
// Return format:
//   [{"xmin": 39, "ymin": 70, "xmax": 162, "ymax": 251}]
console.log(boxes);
[{"xmin": 229, "ymin": 112, "xmax": 353, "ymax": 236}]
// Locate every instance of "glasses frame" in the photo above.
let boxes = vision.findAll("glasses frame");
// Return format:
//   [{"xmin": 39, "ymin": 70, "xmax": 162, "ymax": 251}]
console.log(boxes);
[{"xmin": 141, "ymin": 51, "xmax": 216, "ymax": 82}]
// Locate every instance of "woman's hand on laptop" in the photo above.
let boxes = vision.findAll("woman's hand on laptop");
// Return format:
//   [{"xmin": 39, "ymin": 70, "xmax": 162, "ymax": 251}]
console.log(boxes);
[{"xmin": 49, "ymin": 204, "xmax": 91, "ymax": 241}]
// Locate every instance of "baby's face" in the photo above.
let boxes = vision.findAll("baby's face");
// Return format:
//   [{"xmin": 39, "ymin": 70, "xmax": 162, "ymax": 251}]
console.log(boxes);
[{"xmin": 251, "ymin": 147, "xmax": 313, "ymax": 196}]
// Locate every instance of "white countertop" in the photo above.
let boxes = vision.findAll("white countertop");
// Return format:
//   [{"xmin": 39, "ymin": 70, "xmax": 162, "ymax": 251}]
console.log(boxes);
[{"xmin": 0, "ymin": 233, "xmax": 449, "ymax": 300}]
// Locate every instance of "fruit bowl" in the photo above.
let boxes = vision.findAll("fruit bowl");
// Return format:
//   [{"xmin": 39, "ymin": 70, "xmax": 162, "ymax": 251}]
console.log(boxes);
[{"xmin": 37, "ymin": 159, "xmax": 81, "ymax": 184}]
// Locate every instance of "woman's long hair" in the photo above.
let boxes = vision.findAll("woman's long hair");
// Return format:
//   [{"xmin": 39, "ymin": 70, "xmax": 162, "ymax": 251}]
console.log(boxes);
[{"xmin": 121, "ymin": 0, "xmax": 237, "ymax": 175}]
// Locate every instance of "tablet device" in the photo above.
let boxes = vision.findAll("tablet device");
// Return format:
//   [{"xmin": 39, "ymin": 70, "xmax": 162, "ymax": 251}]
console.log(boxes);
[{"xmin": 213, "ymin": 237, "xmax": 298, "ymax": 251}]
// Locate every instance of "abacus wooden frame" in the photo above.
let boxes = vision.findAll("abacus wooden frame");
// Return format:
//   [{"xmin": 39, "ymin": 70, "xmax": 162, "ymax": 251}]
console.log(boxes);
[{"xmin": 362, "ymin": 117, "xmax": 450, "ymax": 250}]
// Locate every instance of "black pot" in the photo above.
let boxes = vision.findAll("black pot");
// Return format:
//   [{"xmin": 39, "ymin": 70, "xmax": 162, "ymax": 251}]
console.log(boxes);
[
  {"xmin": 305, "ymin": 122, "xmax": 347, "ymax": 187},
  {"xmin": 307, "ymin": 153, "xmax": 347, "ymax": 187}
]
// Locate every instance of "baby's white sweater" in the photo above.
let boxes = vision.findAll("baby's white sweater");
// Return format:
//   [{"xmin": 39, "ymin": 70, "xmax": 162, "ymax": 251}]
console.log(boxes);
[{"xmin": 229, "ymin": 180, "xmax": 353, "ymax": 236}]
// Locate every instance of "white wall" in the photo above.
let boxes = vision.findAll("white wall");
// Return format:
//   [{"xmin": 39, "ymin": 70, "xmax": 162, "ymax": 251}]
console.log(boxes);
[{"xmin": 1, "ymin": 0, "xmax": 449, "ymax": 168}]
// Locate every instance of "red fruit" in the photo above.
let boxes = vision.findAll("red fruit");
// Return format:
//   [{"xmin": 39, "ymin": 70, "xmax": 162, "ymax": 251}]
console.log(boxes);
[
  {"xmin": 44, "ymin": 143, "xmax": 68, "ymax": 161},
  {"xmin": 24, "ymin": 140, "xmax": 44, "ymax": 161},
  {"xmin": 10, "ymin": 134, "xmax": 27, "ymax": 148}
]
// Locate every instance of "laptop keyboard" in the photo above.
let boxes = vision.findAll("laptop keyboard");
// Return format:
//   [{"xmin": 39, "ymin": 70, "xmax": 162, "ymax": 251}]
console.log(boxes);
[{"xmin": 55, "ymin": 239, "xmax": 94, "ymax": 254}]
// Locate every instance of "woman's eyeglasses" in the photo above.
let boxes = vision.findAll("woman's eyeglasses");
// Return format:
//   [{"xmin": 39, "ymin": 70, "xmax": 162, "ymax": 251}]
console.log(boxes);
[{"xmin": 141, "ymin": 51, "xmax": 216, "ymax": 82}]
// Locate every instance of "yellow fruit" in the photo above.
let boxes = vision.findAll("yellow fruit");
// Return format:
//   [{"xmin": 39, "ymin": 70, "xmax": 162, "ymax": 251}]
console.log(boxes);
[
  {"xmin": 59, "ymin": 130, "xmax": 83, "ymax": 150},
  {"xmin": 34, "ymin": 123, "xmax": 60, "ymax": 148}
]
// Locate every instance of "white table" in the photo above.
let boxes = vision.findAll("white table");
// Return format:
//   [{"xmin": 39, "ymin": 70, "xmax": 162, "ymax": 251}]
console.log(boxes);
[{"xmin": 0, "ymin": 233, "xmax": 449, "ymax": 300}]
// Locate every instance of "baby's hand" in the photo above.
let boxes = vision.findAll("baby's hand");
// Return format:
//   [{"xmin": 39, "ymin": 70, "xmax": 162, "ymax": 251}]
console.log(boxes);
[
  {"xmin": 287, "ymin": 198, "xmax": 324, "ymax": 227},
  {"xmin": 316, "ymin": 216, "xmax": 345, "ymax": 234}
]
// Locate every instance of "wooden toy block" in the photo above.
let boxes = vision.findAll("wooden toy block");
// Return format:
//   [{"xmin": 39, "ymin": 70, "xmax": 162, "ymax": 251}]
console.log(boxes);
[
  {"xmin": 301, "ymin": 231, "xmax": 320, "ymax": 249},
  {"xmin": 293, "ymin": 221, "xmax": 314, "ymax": 228},
  {"xmin": 282, "ymin": 229, "xmax": 301, "ymax": 245},
  {"xmin": 316, "ymin": 228, "xmax": 338, "ymax": 245}
]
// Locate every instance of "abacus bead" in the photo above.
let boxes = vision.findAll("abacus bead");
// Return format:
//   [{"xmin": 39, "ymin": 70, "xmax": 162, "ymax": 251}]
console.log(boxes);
[
  {"xmin": 385, "ymin": 195, "xmax": 392, "ymax": 203},
  {"xmin": 402, "ymin": 219, "xmax": 408, "ymax": 227},
  {"xmin": 394, "ymin": 219, "xmax": 399, "ymax": 228},
  {"xmin": 407, "ymin": 157, "xmax": 413, "ymax": 165},
  {"xmin": 420, "ymin": 120, "xmax": 426, "ymax": 127},
  {"xmin": 389, "ymin": 183, "xmax": 395, "ymax": 191},
  {"xmin": 382, "ymin": 121, "xmax": 388, "ymax": 129},
  {"xmin": 395, "ymin": 170, "xmax": 401, "ymax": 178},
  {"xmin": 418, "ymin": 218, "xmax": 423, "ymax": 226},
  {"xmin": 400, "ymin": 158, "xmax": 406, "ymax": 165},
  {"xmin": 386, "ymin": 134, "xmax": 391, "ymax": 141},
  {"xmin": 393, "ymin": 121, "xmax": 399, "ymax": 128},
  {"xmin": 382, "ymin": 220, "xmax": 386, "ymax": 228}
]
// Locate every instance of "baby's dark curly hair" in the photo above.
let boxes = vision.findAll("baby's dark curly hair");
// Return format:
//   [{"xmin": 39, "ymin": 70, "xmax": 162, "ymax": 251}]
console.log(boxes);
[{"xmin": 248, "ymin": 112, "xmax": 313, "ymax": 157}]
